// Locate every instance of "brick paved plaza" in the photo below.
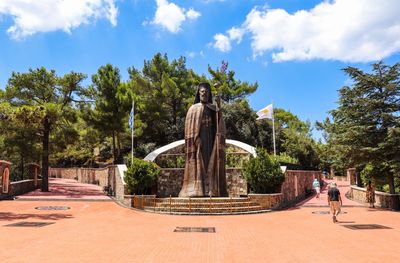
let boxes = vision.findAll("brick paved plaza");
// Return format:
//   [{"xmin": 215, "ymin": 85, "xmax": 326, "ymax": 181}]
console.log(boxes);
[{"xmin": 1, "ymin": 179, "xmax": 399, "ymax": 263}]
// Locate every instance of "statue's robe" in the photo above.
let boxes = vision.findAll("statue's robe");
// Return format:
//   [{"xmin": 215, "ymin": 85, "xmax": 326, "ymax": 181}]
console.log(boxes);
[{"xmin": 179, "ymin": 102, "xmax": 227, "ymax": 197}]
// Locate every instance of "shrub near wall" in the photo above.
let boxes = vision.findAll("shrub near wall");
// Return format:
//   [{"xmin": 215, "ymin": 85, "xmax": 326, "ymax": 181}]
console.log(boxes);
[
  {"xmin": 243, "ymin": 148, "xmax": 285, "ymax": 194},
  {"xmin": 125, "ymin": 158, "xmax": 160, "ymax": 195}
]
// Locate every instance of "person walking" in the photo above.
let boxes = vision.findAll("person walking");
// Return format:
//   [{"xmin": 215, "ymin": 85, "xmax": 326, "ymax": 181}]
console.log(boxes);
[
  {"xmin": 328, "ymin": 182, "xmax": 342, "ymax": 223},
  {"xmin": 366, "ymin": 180, "xmax": 375, "ymax": 208},
  {"xmin": 312, "ymin": 178, "xmax": 320, "ymax": 198}
]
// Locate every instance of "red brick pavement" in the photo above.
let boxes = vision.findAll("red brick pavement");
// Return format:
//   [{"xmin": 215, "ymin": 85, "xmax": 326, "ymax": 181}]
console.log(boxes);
[
  {"xmin": 15, "ymin": 178, "xmax": 111, "ymax": 201},
  {"xmin": 1, "ymin": 178, "xmax": 399, "ymax": 263}
]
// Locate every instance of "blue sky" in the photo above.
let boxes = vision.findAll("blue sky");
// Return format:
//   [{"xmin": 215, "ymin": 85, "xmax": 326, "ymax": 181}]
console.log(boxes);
[{"xmin": 1, "ymin": 0, "xmax": 400, "ymax": 139}]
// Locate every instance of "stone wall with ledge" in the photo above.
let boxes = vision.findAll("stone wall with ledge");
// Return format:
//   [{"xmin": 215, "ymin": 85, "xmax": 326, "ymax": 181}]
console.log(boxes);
[
  {"xmin": 157, "ymin": 167, "xmax": 247, "ymax": 197},
  {"xmin": 349, "ymin": 185, "xmax": 400, "ymax": 210},
  {"xmin": 248, "ymin": 193, "xmax": 282, "ymax": 209},
  {"xmin": 0, "ymin": 179, "xmax": 42, "ymax": 200}
]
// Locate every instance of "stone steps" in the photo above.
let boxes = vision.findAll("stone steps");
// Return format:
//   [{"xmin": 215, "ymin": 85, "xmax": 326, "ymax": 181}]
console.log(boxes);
[
  {"xmin": 134, "ymin": 197, "xmax": 266, "ymax": 215},
  {"xmin": 144, "ymin": 205, "xmax": 263, "ymax": 214}
]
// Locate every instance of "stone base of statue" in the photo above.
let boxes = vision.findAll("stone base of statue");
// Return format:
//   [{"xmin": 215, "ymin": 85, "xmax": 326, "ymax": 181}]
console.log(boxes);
[{"xmin": 130, "ymin": 195, "xmax": 275, "ymax": 215}]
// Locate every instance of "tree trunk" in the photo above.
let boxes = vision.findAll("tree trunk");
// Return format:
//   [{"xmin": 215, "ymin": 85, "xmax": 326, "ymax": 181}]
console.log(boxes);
[
  {"xmin": 116, "ymin": 131, "xmax": 122, "ymax": 164},
  {"xmin": 41, "ymin": 116, "xmax": 50, "ymax": 192},
  {"xmin": 388, "ymin": 172, "xmax": 395, "ymax": 194},
  {"xmin": 20, "ymin": 153, "xmax": 24, "ymax": 181},
  {"xmin": 356, "ymin": 170, "xmax": 362, "ymax": 187},
  {"xmin": 387, "ymin": 172, "xmax": 400, "ymax": 210},
  {"xmin": 112, "ymin": 130, "xmax": 117, "ymax": 164}
]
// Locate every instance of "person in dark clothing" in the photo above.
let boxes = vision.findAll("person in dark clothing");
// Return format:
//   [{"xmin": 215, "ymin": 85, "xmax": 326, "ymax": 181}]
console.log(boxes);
[{"xmin": 328, "ymin": 182, "xmax": 342, "ymax": 223}]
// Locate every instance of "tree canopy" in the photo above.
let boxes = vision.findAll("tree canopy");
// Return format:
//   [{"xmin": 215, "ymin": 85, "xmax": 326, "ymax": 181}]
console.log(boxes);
[{"xmin": 321, "ymin": 62, "xmax": 400, "ymax": 194}]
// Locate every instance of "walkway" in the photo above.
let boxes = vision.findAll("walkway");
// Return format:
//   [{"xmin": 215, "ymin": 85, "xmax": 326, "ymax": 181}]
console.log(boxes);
[
  {"xmin": 15, "ymin": 178, "xmax": 112, "ymax": 201},
  {"xmin": 1, "ymin": 179, "xmax": 399, "ymax": 263},
  {"xmin": 296, "ymin": 179, "xmax": 363, "ymax": 207}
]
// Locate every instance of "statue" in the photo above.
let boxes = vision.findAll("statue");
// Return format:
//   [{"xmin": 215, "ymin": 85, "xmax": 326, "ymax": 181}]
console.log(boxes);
[{"xmin": 179, "ymin": 83, "xmax": 228, "ymax": 197}]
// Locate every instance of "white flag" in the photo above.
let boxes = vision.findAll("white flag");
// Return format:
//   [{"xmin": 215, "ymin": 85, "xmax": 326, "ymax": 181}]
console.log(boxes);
[{"xmin": 256, "ymin": 104, "xmax": 273, "ymax": 120}]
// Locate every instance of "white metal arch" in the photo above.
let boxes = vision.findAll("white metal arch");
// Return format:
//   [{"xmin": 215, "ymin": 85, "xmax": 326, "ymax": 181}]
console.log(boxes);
[{"xmin": 144, "ymin": 139, "xmax": 256, "ymax": 162}]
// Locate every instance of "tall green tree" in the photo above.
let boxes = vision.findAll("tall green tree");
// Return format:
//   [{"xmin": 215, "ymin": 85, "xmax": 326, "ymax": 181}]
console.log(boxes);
[
  {"xmin": 127, "ymin": 53, "xmax": 199, "ymax": 148},
  {"xmin": 208, "ymin": 61, "xmax": 258, "ymax": 103},
  {"xmin": 86, "ymin": 64, "xmax": 127, "ymax": 164},
  {"xmin": 0, "ymin": 103, "xmax": 41, "ymax": 180},
  {"xmin": 328, "ymin": 62, "xmax": 400, "ymax": 194},
  {"xmin": 4, "ymin": 67, "xmax": 86, "ymax": 191},
  {"xmin": 222, "ymin": 99, "xmax": 264, "ymax": 146}
]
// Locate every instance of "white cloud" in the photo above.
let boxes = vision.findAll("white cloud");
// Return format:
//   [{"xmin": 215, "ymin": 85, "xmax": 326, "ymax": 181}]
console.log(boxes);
[
  {"xmin": 186, "ymin": 51, "xmax": 196, "ymax": 58},
  {"xmin": 213, "ymin": 33, "xmax": 231, "ymax": 52},
  {"xmin": 152, "ymin": 0, "xmax": 200, "ymax": 34},
  {"xmin": 227, "ymin": 27, "xmax": 244, "ymax": 43},
  {"xmin": 186, "ymin": 8, "xmax": 200, "ymax": 20},
  {"xmin": 213, "ymin": 0, "xmax": 400, "ymax": 63},
  {"xmin": 212, "ymin": 27, "xmax": 243, "ymax": 52},
  {"xmin": 0, "ymin": 0, "xmax": 118, "ymax": 39}
]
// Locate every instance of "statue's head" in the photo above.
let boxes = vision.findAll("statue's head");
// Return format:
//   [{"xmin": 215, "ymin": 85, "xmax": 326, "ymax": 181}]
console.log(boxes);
[{"xmin": 194, "ymin": 82, "xmax": 213, "ymax": 104}]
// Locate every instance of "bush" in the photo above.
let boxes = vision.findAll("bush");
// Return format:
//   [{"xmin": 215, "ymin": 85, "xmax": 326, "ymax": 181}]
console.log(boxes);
[
  {"xmin": 360, "ymin": 163, "xmax": 393, "ymax": 192},
  {"xmin": 275, "ymin": 152, "xmax": 299, "ymax": 165},
  {"xmin": 226, "ymin": 146, "xmax": 249, "ymax": 168},
  {"xmin": 124, "ymin": 157, "xmax": 160, "ymax": 195},
  {"xmin": 243, "ymin": 148, "xmax": 285, "ymax": 194}
]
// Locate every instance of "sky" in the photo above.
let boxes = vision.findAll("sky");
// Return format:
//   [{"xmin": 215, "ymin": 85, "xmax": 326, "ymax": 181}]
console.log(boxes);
[{"xmin": 1, "ymin": 0, "xmax": 400, "ymax": 139}]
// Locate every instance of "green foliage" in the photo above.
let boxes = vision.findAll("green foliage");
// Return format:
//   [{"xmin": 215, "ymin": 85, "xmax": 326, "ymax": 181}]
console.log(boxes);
[
  {"xmin": 127, "ymin": 53, "xmax": 199, "ymax": 147},
  {"xmin": 223, "ymin": 99, "xmax": 265, "ymax": 147},
  {"xmin": 176, "ymin": 155, "xmax": 185, "ymax": 168},
  {"xmin": 243, "ymin": 148, "xmax": 285, "ymax": 193},
  {"xmin": 155, "ymin": 154, "xmax": 185, "ymax": 168},
  {"xmin": 323, "ymin": 61, "xmax": 400, "ymax": 193},
  {"xmin": 124, "ymin": 158, "xmax": 160, "ymax": 194},
  {"xmin": 360, "ymin": 163, "xmax": 400, "ymax": 193},
  {"xmin": 226, "ymin": 146, "xmax": 249, "ymax": 168},
  {"xmin": 85, "ymin": 64, "xmax": 127, "ymax": 164},
  {"xmin": 208, "ymin": 61, "xmax": 258, "ymax": 103},
  {"xmin": 2, "ymin": 68, "xmax": 86, "ymax": 189},
  {"xmin": 134, "ymin": 143, "xmax": 157, "ymax": 159},
  {"xmin": 275, "ymin": 153, "xmax": 299, "ymax": 165}
]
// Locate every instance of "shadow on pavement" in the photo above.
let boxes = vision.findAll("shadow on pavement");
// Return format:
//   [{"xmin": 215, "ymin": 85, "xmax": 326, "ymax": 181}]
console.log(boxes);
[{"xmin": 0, "ymin": 212, "xmax": 73, "ymax": 221}]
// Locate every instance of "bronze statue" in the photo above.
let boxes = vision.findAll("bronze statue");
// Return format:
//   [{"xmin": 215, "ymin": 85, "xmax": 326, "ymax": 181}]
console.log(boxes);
[{"xmin": 179, "ymin": 83, "xmax": 227, "ymax": 197}]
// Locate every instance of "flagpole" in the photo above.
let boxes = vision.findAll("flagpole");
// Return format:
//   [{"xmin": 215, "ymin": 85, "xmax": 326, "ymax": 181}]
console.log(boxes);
[
  {"xmin": 131, "ymin": 100, "xmax": 134, "ymax": 165},
  {"xmin": 256, "ymin": 103, "xmax": 275, "ymax": 155},
  {"xmin": 271, "ymin": 102, "xmax": 276, "ymax": 156},
  {"xmin": 272, "ymin": 114, "xmax": 276, "ymax": 156}
]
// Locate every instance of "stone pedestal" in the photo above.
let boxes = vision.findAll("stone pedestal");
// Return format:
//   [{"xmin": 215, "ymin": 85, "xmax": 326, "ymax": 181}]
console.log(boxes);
[
  {"xmin": 347, "ymin": 168, "xmax": 356, "ymax": 185},
  {"xmin": 28, "ymin": 163, "xmax": 41, "ymax": 187}
]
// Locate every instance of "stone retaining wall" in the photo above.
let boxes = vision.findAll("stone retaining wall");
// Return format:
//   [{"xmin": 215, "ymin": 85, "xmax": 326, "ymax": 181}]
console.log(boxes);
[
  {"xmin": 0, "ymin": 179, "xmax": 42, "ymax": 200},
  {"xmin": 157, "ymin": 167, "xmax": 247, "ymax": 197},
  {"xmin": 280, "ymin": 170, "xmax": 321, "ymax": 206},
  {"xmin": 157, "ymin": 168, "xmax": 183, "ymax": 197},
  {"xmin": 349, "ymin": 185, "xmax": 400, "ymax": 210},
  {"xmin": 248, "ymin": 193, "xmax": 282, "ymax": 209}
]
